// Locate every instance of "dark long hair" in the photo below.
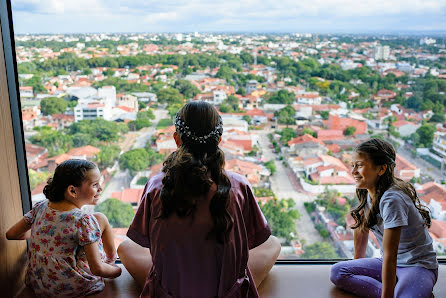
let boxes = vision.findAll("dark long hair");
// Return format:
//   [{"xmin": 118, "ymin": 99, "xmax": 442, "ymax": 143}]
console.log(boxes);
[
  {"xmin": 350, "ymin": 138, "xmax": 431, "ymax": 231},
  {"xmin": 43, "ymin": 159, "xmax": 97, "ymax": 202},
  {"xmin": 159, "ymin": 101, "xmax": 233, "ymax": 243}
]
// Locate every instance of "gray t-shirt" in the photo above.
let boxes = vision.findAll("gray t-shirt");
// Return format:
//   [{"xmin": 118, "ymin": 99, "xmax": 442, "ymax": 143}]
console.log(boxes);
[{"xmin": 367, "ymin": 186, "xmax": 438, "ymax": 269}]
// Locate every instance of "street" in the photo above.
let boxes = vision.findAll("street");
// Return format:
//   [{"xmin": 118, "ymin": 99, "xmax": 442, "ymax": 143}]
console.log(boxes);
[{"xmin": 256, "ymin": 131, "xmax": 323, "ymax": 245}]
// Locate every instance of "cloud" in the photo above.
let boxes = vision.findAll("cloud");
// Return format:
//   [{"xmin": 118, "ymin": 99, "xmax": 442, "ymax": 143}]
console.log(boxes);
[{"xmin": 11, "ymin": 0, "xmax": 446, "ymax": 33}]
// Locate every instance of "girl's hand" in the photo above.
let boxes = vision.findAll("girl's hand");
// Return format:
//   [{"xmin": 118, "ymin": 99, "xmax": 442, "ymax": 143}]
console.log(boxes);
[
  {"xmin": 107, "ymin": 263, "xmax": 122, "ymax": 279},
  {"xmin": 84, "ymin": 242, "xmax": 122, "ymax": 278},
  {"xmin": 381, "ymin": 227, "xmax": 401, "ymax": 298}
]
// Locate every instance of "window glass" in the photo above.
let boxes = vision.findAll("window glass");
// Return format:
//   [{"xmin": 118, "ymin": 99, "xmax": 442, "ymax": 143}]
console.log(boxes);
[{"xmin": 12, "ymin": 1, "xmax": 446, "ymax": 260}]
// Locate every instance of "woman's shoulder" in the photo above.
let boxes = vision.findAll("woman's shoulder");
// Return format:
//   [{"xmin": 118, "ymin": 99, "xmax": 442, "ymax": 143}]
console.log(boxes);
[{"xmin": 225, "ymin": 171, "xmax": 250, "ymax": 189}]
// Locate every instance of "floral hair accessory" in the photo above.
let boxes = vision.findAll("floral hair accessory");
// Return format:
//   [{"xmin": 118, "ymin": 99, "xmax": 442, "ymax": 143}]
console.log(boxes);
[{"xmin": 174, "ymin": 112, "xmax": 223, "ymax": 144}]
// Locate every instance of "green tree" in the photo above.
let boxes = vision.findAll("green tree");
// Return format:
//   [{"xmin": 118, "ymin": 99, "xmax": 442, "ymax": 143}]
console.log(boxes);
[
  {"xmin": 69, "ymin": 119, "xmax": 120, "ymax": 142},
  {"xmin": 414, "ymin": 124, "xmax": 436, "ymax": 148},
  {"xmin": 343, "ymin": 126, "xmax": 356, "ymax": 136},
  {"xmin": 429, "ymin": 113, "xmax": 445, "ymax": 123},
  {"xmin": 301, "ymin": 242, "xmax": 339, "ymax": 259},
  {"xmin": 264, "ymin": 160, "xmax": 277, "ymax": 175},
  {"xmin": 268, "ymin": 90, "xmax": 294, "ymax": 104},
  {"xmin": 95, "ymin": 198, "xmax": 134, "ymax": 228},
  {"xmin": 174, "ymin": 79, "xmax": 200, "ymax": 99},
  {"xmin": 275, "ymin": 105, "xmax": 296, "ymax": 125},
  {"xmin": 302, "ymin": 128, "xmax": 316, "ymax": 138},
  {"xmin": 253, "ymin": 187, "xmax": 275, "ymax": 197},
  {"xmin": 279, "ymin": 127, "xmax": 297, "ymax": 144},
  {"xmin": 95, "ymin": 145, "xmax": 121, "ymax": 169},
  {"xmin": 242, "ymin": 115, "xmax": 251, "ymax": 124},
  {"xmin": 40, "ymin": 97, "xmax": 68, "ymax": 116},
  {"xmin": 28, "ymin": 169, "xmax": 50, "ymax": 190},
  {"xmin": 30, "ymin": 128, "xmax": 72, "ymax": 157},
  {"xmin": 167, "ymin": 103, "xmax": 184, "ymax": 118},
  {"xmin": 119, "ymin": 148, "xmax": 150, "ymax": 174},
  {"xmin": 156, "ymin": 87, "xmax": 184, "ymax": 104},
  {"xmin": 259, "ymin": 198, "xmax": 300, "ymax": 242}
]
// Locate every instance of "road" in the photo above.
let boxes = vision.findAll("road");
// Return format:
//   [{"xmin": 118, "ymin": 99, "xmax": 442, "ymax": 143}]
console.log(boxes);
[
  {"xmin": 132, "ymin": 109, "xmax": 169, "ymax": 149},
  {"xmin": 99, "ymin": 109, "xmax": 169, "ymax": 202},
  {"xmin": 256, "ymin": 131, "xmax": 323, "ymax": 245},
  {"xmin": 397, "ymin": 145, "xmax": 442, "ymax": 182}
]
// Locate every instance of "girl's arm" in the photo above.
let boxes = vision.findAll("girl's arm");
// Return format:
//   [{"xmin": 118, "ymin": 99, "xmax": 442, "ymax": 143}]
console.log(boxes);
[
  {"xmin": 84, "ymin": 241, "xmax": 122, "ymax": 279},
  {"xmin": 353, "ymin": 228, "xmax": 369, "ymax": 259},
  {"xmin": 6, "ymin": 218, "xmax": 31, "ymax": 240},
  {"xmin": 381, "ymin": 227, "xmax": 401, "ymax": 298}
]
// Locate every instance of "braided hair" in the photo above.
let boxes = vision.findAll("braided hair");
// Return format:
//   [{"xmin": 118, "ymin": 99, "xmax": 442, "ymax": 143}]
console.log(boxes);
[
  {"xmin": 159, "ymin": 101, "xmax": 233, "ymax": 243},
  {"xmin": 350, "ymin": 138, "xmax": 431, "ymax": 231}
]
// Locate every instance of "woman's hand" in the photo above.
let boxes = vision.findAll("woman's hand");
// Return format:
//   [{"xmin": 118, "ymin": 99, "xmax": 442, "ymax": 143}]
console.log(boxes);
[{"xmin": 381, "ymin": 227, "xmax": 401, "ymax": 298}]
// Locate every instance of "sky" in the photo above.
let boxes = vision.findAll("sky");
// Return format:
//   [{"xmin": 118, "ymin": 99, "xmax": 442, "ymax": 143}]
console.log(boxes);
[{"xmin": 11, "ymin": 0, "xmax": 446, "ymax": 34}]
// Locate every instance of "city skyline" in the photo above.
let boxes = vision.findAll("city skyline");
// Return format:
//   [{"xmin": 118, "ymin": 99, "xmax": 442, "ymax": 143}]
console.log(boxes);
[{"xmin": 12, "ymin": 0, "xmax": 446, "ymax": 34}]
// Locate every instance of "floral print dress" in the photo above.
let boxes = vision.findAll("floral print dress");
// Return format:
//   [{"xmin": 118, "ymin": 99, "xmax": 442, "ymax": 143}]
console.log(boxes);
[{"xmin": 24, "ymin": 200, "xmax": 106, "ymax": 297}]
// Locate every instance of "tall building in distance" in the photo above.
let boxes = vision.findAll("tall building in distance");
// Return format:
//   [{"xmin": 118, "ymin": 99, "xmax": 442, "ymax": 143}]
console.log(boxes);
[{"xmin": 374, "ymin": 45, "xmax": 390, "ymax": 60}]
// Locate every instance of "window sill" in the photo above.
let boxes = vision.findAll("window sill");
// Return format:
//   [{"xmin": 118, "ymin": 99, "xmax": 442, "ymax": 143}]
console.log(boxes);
[{"xmin": 17, "ymin": 263, "xmax": 446, "ymax": 297}]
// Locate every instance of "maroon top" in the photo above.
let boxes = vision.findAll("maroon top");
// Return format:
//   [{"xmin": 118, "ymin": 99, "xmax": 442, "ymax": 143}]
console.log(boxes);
[{"xmin": 127, "ymin": 171, "xmax": 271, "ymax": 298}]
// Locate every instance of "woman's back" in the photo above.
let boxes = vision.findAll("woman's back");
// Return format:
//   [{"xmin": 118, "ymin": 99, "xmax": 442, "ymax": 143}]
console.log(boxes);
[{"xmin": 127, "ymin": 171, "xmax": 271, "ymax": 297}]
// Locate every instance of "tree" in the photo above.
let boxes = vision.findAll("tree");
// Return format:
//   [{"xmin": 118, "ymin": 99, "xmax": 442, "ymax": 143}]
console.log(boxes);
[
  {"xmin": 242, "ymin": 115, "xmax": 251, "ymax": 124},
  {"xmin": 119, "ymin": 148, "xmax": 150, "ymax": 174},
  {"xmin": 40, "ymin": 97, "xmax": 68, "ymax": 116},
  {"xmin": 28, "ymin": 169, "xmax": 50, "ymax": 190},
  {"xmin": 167, "ymin": 103, "xmax": 184, "ymax": 118},
  {"xmin": 95, "ymin": 199, "xmax": 134, "ymax": 228},
  {"xmin": 144, "ymin": 147, "xmax": 165, "ymax": 167},
  {"xmin": 429, "ymin": 113, "xmax": 445, "ymax": 123},
  {"xmin": 343, "ymin": 126, "xmax": 356, "ymax": 136},
  {"xmin": 69, "ymin": 119, "xmax": 120, "ymax": 142},
  {"xmin": 301, "ymin": 242, "xmax": 339, "ymax": 259},
  {"xmin": 279, "ymin": 127, "xmax": 297, "ymax": 144},
  {"xmin": 264, "ymin": 160, "xmax": 277, "ymax": 175},
  {"xmin": 156, "ymin": 87, "xmax": 184, "ymax": 104},
  {"xmin": 30, "ymin": 128, "xmax": 72, "ymax": 157},
  {"xmin": 302, "ymin": 128, "xmax": 316, "ymax": 138},
  {"xmin": 414, "ymin": 124, "xmax": 436, "ymax": 148},
  {"xmin": 95, "ymin": 145, "xmax": 121, "ymax": 169},
  {"xmin": 174, "ymin": 79, "xmax": 200, "ymax": 99},
  {"xmin": 275, "ymin": 105, "xmax": 296, "ymax": 125},
  {"xmin": 259, "ymin": 198, "xmax": 300, "ymax": 242},
  {"xmin": 268, "ymin": 90, "xmax": 294, "ymax": 104},
  {"xmin": 319, "ymin": 111, "xmax": 329, "ymax": 120}
]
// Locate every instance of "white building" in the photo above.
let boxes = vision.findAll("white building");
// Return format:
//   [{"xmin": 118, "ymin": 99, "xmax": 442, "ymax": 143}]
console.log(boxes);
[
  {"xmin": 74, "ymin": 102, "xmax": 112, "ymax": 122},
  {"xmin": 374, "ymin": 46, "xmax": 390, "ymax": 60},
  {"xmin": 433, "ymin": 132, "xmax": 446, "ymax": 159}
]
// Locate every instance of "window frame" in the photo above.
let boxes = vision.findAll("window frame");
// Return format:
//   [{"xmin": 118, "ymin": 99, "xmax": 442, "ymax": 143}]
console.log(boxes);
[
  {"xmin": 1, "ymin": 0, "xmax": 31, "ymax": 213},
  {"xmin": 2, "ymin": 0, "xmax": 445, "ymax": 264}
]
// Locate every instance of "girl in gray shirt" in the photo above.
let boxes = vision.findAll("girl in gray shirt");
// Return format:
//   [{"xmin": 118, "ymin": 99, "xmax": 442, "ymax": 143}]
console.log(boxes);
[{"xmin": 330, "ymin": 138, "xmax": 438, "ymax": 298}]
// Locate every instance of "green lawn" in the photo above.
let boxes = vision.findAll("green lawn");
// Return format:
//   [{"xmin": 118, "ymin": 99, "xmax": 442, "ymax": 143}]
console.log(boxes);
[{"xmin": 156, "ymin": 118, "xmax": 172, "ymax": 129}]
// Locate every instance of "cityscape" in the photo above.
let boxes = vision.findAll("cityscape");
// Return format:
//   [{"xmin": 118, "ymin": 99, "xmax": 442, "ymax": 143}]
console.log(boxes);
[{"xmin": 17, "ymin": 31, "xmax": 446, "ymax": 259}]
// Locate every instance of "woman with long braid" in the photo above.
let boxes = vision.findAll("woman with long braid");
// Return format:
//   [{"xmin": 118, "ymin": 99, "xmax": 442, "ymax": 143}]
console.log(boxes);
[{"xmin": 118, "ymin": 101, "xmax": 280, "ymax": 297}]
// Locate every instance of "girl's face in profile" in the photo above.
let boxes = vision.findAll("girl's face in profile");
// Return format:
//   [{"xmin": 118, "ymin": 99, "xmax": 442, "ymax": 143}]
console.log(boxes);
[
  {"xmin": 351, "ymin": 152, "xmax": 383, "ymax": 193},
  {"xmin": 74, "ymin": 167, "xmax": 103, "ymax": 206}
]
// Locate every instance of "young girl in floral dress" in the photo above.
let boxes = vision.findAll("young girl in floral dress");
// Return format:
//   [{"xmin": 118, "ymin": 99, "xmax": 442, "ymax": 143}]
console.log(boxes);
[{"xmin": 6, "ymin": 159, "xmax": 121, "ymax": 297}]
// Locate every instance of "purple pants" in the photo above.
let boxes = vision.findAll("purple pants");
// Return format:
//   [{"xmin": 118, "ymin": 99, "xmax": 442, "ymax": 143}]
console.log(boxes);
[{"xmin": 330, "ymin": 258, "xmax": 438, "ymax": 298}]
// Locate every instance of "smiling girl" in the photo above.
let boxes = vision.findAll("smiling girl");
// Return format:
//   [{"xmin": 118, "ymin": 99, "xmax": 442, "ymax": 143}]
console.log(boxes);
[
  {"xmin": 330, "ymin": 139, "xmax": 438, "ymax": 298},
  {"xmin": 6, "ymin": 159, "xmax": 121, "ymax": 297}
]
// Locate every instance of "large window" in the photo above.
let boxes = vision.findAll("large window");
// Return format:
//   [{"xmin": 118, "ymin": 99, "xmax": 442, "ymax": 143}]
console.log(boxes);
[{"xmin": 10, "ymin": 1, "xmax": 446, "ymax": 260}]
